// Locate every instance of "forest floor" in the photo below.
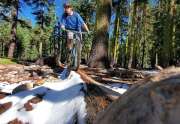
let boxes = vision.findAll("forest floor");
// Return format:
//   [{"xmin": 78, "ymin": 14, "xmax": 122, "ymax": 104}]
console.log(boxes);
[
  {"xmin": 0, "ymin": 63, "xmax": 159, "ymax": 124},
  {"xmin": 0, "ymin": 58, "xmax": 17, "ymax": 65}
]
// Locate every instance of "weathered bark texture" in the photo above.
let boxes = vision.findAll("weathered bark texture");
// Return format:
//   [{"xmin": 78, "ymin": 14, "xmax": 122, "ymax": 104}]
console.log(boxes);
[
  {"xmin": 95, "ymin": 67, "xmax": 180, "ymax": 124},
  {"xmin": 88, "ymin": 0, "xmax": 111, "ymax": 68},
  {"xmin": 8, "ymin": 0, "xmax": 18, "ymax": 58}
]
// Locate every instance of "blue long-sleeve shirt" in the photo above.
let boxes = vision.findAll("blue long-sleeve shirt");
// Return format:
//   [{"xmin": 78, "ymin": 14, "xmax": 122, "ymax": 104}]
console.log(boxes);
[{"xmin": 61, "ymin": 12, "xmax": 85, "ymax": 31}]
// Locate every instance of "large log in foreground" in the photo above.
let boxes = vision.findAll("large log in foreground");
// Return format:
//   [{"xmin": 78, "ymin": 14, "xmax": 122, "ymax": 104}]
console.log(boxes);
[{"xmin": 95, "ymin": 67, "xmax": 180, "ymax": 124}]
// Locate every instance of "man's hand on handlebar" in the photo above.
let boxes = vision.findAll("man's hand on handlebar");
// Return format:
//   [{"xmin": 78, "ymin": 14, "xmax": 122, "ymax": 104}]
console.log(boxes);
[
  {"xmin": 61, "ymin": 25, "xmax": 66, "ymax": 31},
  {"xmin": 60, "ymin": 27, "xmax": 92, "ymax": 35}
]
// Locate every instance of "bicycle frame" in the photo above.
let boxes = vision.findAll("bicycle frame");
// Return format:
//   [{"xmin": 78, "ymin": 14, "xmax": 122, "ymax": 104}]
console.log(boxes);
[{"xmin": 64, "ymin": 29, "xmax": 88, "ymax": 71}]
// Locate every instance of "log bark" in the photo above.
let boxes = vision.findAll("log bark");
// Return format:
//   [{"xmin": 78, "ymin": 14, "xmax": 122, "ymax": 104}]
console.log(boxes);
[{"xmin": 95, "ymin": 67, "xmax": 180, "ymax": 124}]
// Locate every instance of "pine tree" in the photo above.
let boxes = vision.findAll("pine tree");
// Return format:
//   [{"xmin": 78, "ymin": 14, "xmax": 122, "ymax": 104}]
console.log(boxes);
[
  {"xmin": 88, "ymin": 0, "xmax": 111, "ymax": 68},
  {"xmin": 24, "ymin": 0, "xmax": 55, "ymax": 57},
  {"xmin": 0, "ymin": 0, "xmax": 31, "ymax": 58}
]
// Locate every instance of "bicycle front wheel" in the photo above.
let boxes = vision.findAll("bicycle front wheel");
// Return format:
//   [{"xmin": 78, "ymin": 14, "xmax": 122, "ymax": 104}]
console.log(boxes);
[{"xmin": 70, "ymin": 39, "xmax": 81, "ymax": 71}]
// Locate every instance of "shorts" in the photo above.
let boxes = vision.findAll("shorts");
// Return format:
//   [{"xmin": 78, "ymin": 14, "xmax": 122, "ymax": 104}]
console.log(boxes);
[
  {"xmin": 67, "ymin": 31, "xmax": 74, "ymax": 40},
  {"xmin": 66, "ymin": 31, "xmax": 83, "ymax": 43}
]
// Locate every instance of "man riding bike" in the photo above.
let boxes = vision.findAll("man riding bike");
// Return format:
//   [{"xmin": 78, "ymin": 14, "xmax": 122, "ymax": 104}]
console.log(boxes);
[{"xmin": 60, "ymin": 2, "xmax": 89, "ymax": 71}]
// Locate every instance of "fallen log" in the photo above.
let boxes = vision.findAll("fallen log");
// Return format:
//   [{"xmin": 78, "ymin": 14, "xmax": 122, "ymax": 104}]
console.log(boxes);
[
  {"xmin": 35, "ymin": 56, "xmax": 57, "ymax": 67},
  {"xmin": 155, "ymin": 64, "xmax": 163, "ymax": 71},
  {"xmin": 78, "ymin": 69, "xmax": 121, "ymax": 100},
  {"xmin": 95, "ymin": 67, "xmax": 180, "ymax": 124},
  {"xmin": 58, "ymin": 65, "xmax": 122, "ymax": 100}
]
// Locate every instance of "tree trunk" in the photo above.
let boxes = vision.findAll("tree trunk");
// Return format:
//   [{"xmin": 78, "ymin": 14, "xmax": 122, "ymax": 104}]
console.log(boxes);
[
  {"xmin": 127, "ymin": 1, "xmax": 137, "ymax": 69},
  {"xmin": 88, "ymin": 0, "xmax": 111, "ymax": 68},
  {"xmin": 39, "ymin": 20, "xmax": 43, "ymax": 58},
  {"xmin": 1, "ymin": 42, "xmax": 2, "ymax": 57},
  {"xmin": 1, "ymin": 42, "xmax": 4, "ymax": 57},
  {"xmin": 141, "ymin": 3, "xmax": 147, "ymax": 69},
  {"xmin": 39, "ymin": 41, "xmax": 43, "ymax": 57},
  {"xmin": 111, "ymin": 3, "xmax": 121, "ymax": 67},
  {"xmin": 169, "ymin": 0, "xmax": 176, "ymax": 65},
  {"xmin": 39, "ymin": 7, "xmax": 45, "ymax": 58},
  {"xmin": 8, "ymin": 1, "xmax": 18, "ymax": 58},
  {"xmin": 128, "ymin": 41, "xmax": 134, "ymax": 69}
]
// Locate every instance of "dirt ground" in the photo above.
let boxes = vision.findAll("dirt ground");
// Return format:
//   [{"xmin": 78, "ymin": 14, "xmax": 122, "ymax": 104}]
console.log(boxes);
[
  {"xmin": 0, "ymin": 64, "xmax": 114, "ymax": 122},
  {"xmin": 79, "ymin": 66, "xmax": 145, "ymax": 85},
  {"xmin": 0, "ymin": 64, "xmax": 146, "ymax": 123}
]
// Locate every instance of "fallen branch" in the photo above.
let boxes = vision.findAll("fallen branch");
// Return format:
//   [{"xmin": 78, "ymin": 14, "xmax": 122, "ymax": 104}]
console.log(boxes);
[
  {"xmin": 58, "ymin": 65, "xmax": 121, "ymax": 100},
  {"xmin": 77, "ymin": 69, "xmax": 121, "ymax": 100},
  {"xmin": 155, "ymin": 64, "xmax": 163, "ymax": 71}
]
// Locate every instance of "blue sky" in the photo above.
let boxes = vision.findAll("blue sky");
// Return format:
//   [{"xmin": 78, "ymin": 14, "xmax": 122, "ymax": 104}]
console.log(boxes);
[
  {"xmin": 19, "ymin": 0, "xmax": 65, "ymax": 26},
  {"xmin": 19, "ymin": 0, "xmax": 156, "ymax": 27}
]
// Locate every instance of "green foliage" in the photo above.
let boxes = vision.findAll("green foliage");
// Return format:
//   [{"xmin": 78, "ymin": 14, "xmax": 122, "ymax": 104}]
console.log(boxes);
[
  {"xmin": 110, "ymin": 0, "xmax": 180, "ymax": 69},
  {"xmin": 16, "ymin": 25, "xmax": 39, "ymax": 60},
  {"xmin": 0, "ymin": 0, "xmax": 179, "ymax": 68},
  {"xmin": 71, "ymin": 0, "xmax": 95, "ymax": 24},
  {"xmin": 25, "ymin": 0, "xmax": 55, "ymax": 28},
  {"xmin": 24, "ymin": 0, "xmax": 56, "ymax": 57},
  {"xmin": 149, "ymin": 0, "xmax": 179, "ymax": 67},
  {"xmin": 0, "ymin": 22, "xmax": 11, "ymax": 57},
  {"xmin": 0, "ymin": 22, "xmax": 11, "ymax": 43},
  {"xmin": 81, "ymin": 33, "xmax": 93, "ymax": 60},
  {"xmin": 0, "ymin": 58, "xmax": 17, "ymax": 64}
]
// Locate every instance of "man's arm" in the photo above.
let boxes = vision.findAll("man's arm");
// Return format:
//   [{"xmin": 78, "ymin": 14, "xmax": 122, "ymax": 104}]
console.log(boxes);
[
  {"xmin": 77, "ymin": 13, "xmax": 90, "ymax": 33},
  {"xmin": 82, "ymin": 23, "xmax": 90, "ymax": 33},
  {"xmin": 61, "ymin": 25, "xmax": 65, "ymax": 30},
  {"xmin": 60, "ymin": 14, "xmax": 66, "ymax": 30}
]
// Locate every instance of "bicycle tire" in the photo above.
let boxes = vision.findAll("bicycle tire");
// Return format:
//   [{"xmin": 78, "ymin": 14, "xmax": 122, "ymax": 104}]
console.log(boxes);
[
  {"xmin": 75, "ymin": 40, "xmax": 81, "ymax": 70},
  {"xmin": 69, "ymin": 39, "xmax": 81, "ymax": 71}
]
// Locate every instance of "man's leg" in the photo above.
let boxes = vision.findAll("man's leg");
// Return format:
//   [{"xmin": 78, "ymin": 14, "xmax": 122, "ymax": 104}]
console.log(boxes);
[
  {"xmin": 66, "ymin": 38, "xmax": 73, "ymax": 66},
  {"xmin": 67, "ymin": 39, "xmax": 73, "ymax": 50},
  {"xmin": 77, "ymin": 33, "xmax": 83, "ymax": 64},
  {"xmin": 64, "ymin": 38, "xmax": 73, "ymax": 77}
]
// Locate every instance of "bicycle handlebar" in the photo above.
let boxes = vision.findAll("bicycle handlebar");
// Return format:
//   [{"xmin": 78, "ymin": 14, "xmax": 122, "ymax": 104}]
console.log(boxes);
[{"xmin": 63, "ymin": 29, "xmax": 92, "ymax": 34}]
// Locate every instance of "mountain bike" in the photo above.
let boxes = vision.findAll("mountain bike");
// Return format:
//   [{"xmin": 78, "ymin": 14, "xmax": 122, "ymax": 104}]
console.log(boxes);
[{"xmin": 64, "ymin": 29, "xmax": 89, "ymax": 71}]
